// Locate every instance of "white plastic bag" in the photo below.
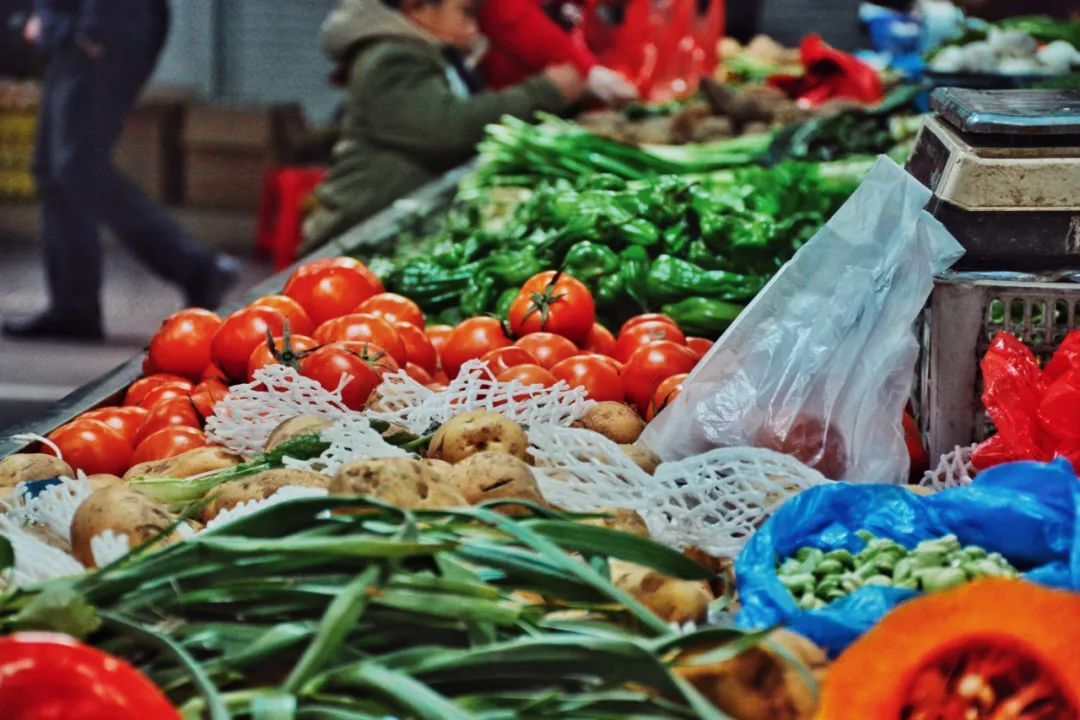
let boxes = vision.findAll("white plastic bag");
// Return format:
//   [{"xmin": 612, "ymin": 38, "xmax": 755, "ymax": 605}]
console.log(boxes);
[{"xmin": 640, "ymin": 157, "xmax": 964, "ymax": 484}]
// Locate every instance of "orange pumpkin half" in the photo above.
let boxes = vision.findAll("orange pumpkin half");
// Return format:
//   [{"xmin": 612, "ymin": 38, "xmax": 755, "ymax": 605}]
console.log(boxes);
[{"xmin": 817, "ymin": 579, "xmax": 1080, "ymax": 720}]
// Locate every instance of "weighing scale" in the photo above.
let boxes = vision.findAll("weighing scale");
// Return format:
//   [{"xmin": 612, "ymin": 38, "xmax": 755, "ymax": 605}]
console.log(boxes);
[{"xmin": 906, "ymin": 88, "xmax": 1080, "ymax": 271}]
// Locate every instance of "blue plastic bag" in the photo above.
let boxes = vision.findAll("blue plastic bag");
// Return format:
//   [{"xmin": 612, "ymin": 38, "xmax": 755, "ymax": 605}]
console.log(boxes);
[{"xmin": 734, "ymin": 458, "xmax": 1080, "ymax": 655}]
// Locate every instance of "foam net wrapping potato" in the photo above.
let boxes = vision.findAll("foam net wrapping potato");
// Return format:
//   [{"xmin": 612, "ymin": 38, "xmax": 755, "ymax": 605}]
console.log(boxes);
[
  {"xmin": 644, "ymin": 447, "xmax": 828, "ymax": 557},
  {"xmin": 205, "ymin": 365, "xmax": 353, "ymax": 457},
  {"xmin": 367, "ymin": 360, "xmax": 593, "ymax": 434},
  {"xmin": 283, "ymin": 417, "xmax": 409, "ymax": 475},
  {"xmin": 918, "ymin": 444, "xmax": 976, "ymax": 491},
  {"xmin": 528, "ymin": 425, "xmax": 827, "ymax": 557}
]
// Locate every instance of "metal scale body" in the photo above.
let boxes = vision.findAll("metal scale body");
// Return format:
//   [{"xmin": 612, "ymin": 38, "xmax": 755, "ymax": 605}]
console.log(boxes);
[{"xmin": 906, "ymin": 88, "xmax": 1080, "ymax": 271}]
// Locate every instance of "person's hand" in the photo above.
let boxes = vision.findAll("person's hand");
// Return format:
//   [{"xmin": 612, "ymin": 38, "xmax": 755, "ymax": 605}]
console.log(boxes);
[
  {"xmin": 23, "ymin": 14, "xmax": 41, "ymax": 44},
  {"xmin": 543, "ymin": 64, "xmax": 586, "ymax": 103},
  {"xmin": 586, "ymin": 66, "xmax": 638, "ymax": 106}
]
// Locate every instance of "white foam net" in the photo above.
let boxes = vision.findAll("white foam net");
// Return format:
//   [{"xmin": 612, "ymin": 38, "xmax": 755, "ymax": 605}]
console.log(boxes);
[
  {"xmin": 642, "ymin": 447, "xmax": 828, "ymax": 557},
  {"xmin": 530, "ymin": 425, "xmax": 654, "ymax": 511},
  {"xmin": 91, "ymin": 529, "xmax": 131, "ymax": 568},
  {"xmin": 205, "ymin": 364, "xmax": 353, "ymax": 457},
  {"xmin": 6, "ymin": 474, "xmax": 92, "ymax": 545},
  {"xmin": 0, "ymin": 514, "xmax": 85, "ymax": 587},
  {"xmin": 919, "ymin": 444, "xmax": 976, "ymax": 491},
  {"xmin": 367, "ymin": 360, "xmax": 592, "ymax": 434},
  {"xmin": 282, "ymin": 416, "xmax": 410, "ymax": 475},
  {"xmin": 528, "ymin": 426, "xmax": 824, "ymax": 557},
  {"xmin": 204, "ymin": 485, "xmax": 330, "ymax": 531}
]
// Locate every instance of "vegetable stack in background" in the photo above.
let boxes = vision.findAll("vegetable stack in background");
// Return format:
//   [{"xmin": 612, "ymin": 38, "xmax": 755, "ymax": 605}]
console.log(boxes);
[{"xmin": 384, "ymin": 159, "xmax": 872, "ymax": 335}]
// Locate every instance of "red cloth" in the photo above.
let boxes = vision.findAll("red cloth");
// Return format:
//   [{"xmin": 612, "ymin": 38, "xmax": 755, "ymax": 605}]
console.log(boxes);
[
  {"xmin": 478, "ymin": 0, "xmax": 596, "ymax": 90},
  {"xmin": 256, "ymin": 166, "xmax": 326, "ymax": 271}
]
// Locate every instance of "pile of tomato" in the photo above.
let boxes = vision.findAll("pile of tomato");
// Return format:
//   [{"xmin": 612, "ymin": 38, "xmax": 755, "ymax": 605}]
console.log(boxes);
[{"xmin": 41, "ymin": 258, "xmax": 713, "ymax": 477}]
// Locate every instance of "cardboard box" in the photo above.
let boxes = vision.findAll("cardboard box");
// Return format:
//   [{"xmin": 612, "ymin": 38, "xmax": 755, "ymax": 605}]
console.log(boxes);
[{"xmin": 182, "ymin": 102, "xmax": 307, "ymax": 211}]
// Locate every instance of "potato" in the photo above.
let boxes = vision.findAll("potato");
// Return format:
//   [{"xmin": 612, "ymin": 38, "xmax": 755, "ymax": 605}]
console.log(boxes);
[
  {"xmin": 619, "ymin": 444, "xmax": 661, "ymax": 474},
  {"xmin": 70, "ymin": 484, "xmax": 185, "ymax": 568},
  {"xmin": 448, "ymin": 452, "xmax": 545, "ymax": 514},
  {"xmin": 0, "ymin": 453, "xmax": 74, "ymax": 488},
  {"xmin": 610, "ymin": 559, "xmax": 713, "ymax": 624},
  {"xmin": 578, "ymin": 402, "xmax": 645, "ymax": 444},
  {"xmin": 123, "ymin": 446, "xmax": 242, "ymax": 481},
  {"xmin": 332, "ymin": 457, "xmax": 466, "ymax": 510},
  {"xmin": 202, "ymin": 469, "xmax": 330, "ymax": 522},
  {"xmin": 265, "ymin": 416, "xmax": 332, "ymax": 452},
  {"xmin": 905, "ymin": 484, "xmax": 934, "ymax": 496},
  {"xmin": 581, "ymin": 508, "xmax": 649, "ymax": 537},
  {"xmin": 427, "ymin": 410, "xmax": 528, "ymax": 464},
  {"xmin": 675, "ymin": 629, "xmax": 826, "ymax": 720},
  {"xmin": 421, "ymin": 458, "xmax": 453, "ymax": 482},
  {"xmin": 85, "ymin": 474, "xmax": 122, "ymax": 492}
]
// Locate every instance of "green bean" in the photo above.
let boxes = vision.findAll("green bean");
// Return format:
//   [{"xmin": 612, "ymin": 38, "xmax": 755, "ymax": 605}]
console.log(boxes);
[{"xmin": 916, "ymin": 567, "xmax": 967, "ymax": 592}]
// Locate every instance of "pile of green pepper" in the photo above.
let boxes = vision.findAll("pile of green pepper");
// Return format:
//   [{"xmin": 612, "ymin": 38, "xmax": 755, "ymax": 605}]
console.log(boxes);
[
  {"xmin": 777, "ymin": 531, "xmax": 1020, "ymax": 611},
  {"xmin": 381, "ymin": 158, "xmax": 872, "ymax": 336}
]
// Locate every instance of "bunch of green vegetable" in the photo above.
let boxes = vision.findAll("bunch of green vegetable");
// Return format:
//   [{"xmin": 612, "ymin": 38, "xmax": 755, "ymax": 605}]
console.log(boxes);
[
  {"xmin": 384, "ymin": 159, "xmax": 871, "ymax": 335},
  {"xmin": 777, "ymin": 531, "xmax": 1020, "ymax": 611},
  {"xmin": 0, "ymin": 497, "xmax": 773, "ymax": 719},
  {"xmin": 467, "ymin": 113, "xmax": 775, "ymax": 189}
]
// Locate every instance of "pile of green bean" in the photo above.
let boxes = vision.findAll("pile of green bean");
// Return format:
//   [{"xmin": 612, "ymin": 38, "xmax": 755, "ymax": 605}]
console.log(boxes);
[{"xmin": 777, "ymin": 531, "xmax": 1019, "ymax": 610}]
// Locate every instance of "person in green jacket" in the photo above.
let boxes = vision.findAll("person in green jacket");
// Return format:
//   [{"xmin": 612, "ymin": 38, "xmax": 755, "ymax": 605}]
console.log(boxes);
[{"xmin": 304, "ymin": 0, "xmax": 584, "ymax": 246}]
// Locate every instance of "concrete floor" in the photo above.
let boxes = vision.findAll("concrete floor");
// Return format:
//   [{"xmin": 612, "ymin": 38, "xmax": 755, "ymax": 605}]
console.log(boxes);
[{"xmin": 0, "ymin": 207, "xmax": 273, "ymax": 432}]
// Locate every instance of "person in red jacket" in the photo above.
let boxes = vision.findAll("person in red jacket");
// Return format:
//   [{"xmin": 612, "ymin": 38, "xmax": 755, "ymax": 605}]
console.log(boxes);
[{"xmin": 478, "ymin": 0, "xmax": 637, "ymax": 105}]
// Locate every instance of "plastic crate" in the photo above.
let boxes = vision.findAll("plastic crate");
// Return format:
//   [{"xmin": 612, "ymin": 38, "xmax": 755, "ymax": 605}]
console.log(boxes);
[{"xmin": 917, "ymin": 272, "xmax": 1080, "ymax": 461}]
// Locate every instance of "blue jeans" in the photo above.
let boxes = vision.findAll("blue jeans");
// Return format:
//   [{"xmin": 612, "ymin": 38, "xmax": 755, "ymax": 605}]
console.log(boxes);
[{"xmin": 33, "ymin": 9, "xmax": 214, "ymax": 317}]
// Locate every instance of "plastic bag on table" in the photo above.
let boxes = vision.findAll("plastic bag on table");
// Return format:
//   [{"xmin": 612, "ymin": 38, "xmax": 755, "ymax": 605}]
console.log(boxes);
[
  {"xmin": 735, "ymin": 458, "xmax": 1080, "ymax": 655},
  {"xmin": 640, "ymin": 157, "xmax": 964, "ymax": 484}
]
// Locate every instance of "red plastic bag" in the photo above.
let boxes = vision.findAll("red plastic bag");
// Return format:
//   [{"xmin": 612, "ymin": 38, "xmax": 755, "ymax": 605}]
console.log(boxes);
[
  {"xmin": 768, "ymin": 34, "xmax": 883, "ymax": 107},
  {"xmin": 972, "ymin": 330, "xmax": 1080, "ymax": 471}
]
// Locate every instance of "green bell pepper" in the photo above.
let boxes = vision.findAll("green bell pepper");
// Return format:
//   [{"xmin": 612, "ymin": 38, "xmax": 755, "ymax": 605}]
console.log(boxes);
[
  {"xmin": 460, "ymin": 273, "xmax": 497, "ymax": 317},
  {"xmin": 619, "ymin": 246, "xmax": 651, "ymax": 311},
  {"xmin": 647, "ymin": 255, "xmax": 766, "ymax": 305},
  {"xmin": 389, "ymin": 260, "xmax": 475, "ymax": 307},
  {"xmin": 483, "ymin": 248, "xmax": 543, "ymax": 286},
  {"xmin": 563, "ymin": 241, "xmax": 620, "ymax": 284},
  {"xmin": 661, "ymin": 297, "xmax": 744, "ymax": 337},
  {"xmin": 494, "ymin": 287, "xmax": 518, "ymax": 320}
]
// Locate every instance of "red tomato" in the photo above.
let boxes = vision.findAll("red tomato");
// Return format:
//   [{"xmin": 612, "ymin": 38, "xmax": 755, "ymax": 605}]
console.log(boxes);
[
  {"xmin": 496, "ymin": 364, "xmax": 557, "ymax": 387},
  {"xmin": 146, "ymin": 308, "xmax": 222, "ymax": 380},
  {"xmin": 425, "ymin": 324, "xmax": 454, "ymax": 363},
  {"xmin": 201, "ymin": 363, "xmax": 227, "ymax": 383},
  {"xmin": 45, "ymin": 420, "xmax": 132, "ymax": 476},
  {"xmin": 123, "ymin": 374, "xmax": 191, "ymax": 407},
  {"xmin": 0, "ymin": 633, "xmax": 181, "ymax": 720},
  {"xmin": 593, "ymin": 354, "xmax": 625, "ymax": 375},
  {"xmin": 191, "ymin": 378, "xmax": 229, "ymax": 419},
  {"xmin": 427, "ymin": 382, "xmax": 448, "ymax": 392},
  {"xmin": 131, "ymin": 426, "xmax": 206, "ymax": 465},
  {"xmin": 248, "ymin": 294, "xmax": 315, "ymax": 337},
  {"xmin": 647, "ymin": 372, "xmax": 687, "ymax": 420},
  {"xmin": 395, "ymin": 322, "xmax": 437, "ymax": 374},
  {"xmin": 246, "ymin": 333, "xmax": 318, "ymax": 381},
  {"xmin": 210, "ymin": 306, "xmax": 288, "ymax": 381},
  {"xmin": 283, "ymin": 265, "xmax": 379, "ymax": 326},
  {"xmin": 135, "ymin": 397, "xmax": 201, "ymax": 444},
  {"xmin": 508, "ymin": 271, "xmax": 596, "ymax": 344},
  {"xmin": 300, "ymin": 341, "xmax": 394, "ymax": 410},
  {"xmin": 406, "ymin": 362, "xmax": 433, "ymax": 384},
  {"xmin": 138, "ymin": 381, "xmax": 194, "ymax": 410},
  {"xmin": 313, "ymin": 313, "xmax": 405, "ymax": 364},
  {"xmin": 581, "ymin": 323, "xmax": 618, "ymax": 357},
  {"xmin": 441, "ymin": 317, "xmax": 512, "ymax": 377},
  {"xmin": 515, "ymin": 332, "xmax": 578, "ymax": 370},
  {"xmin": 431, "ymin": 369, "xmax": 450, "ymax": 385},
  {"xmin": 357, "ymin": 292, "xmax": 425, "ymax": 328},
  {"xmin": 623, "ymin": 341, "xmax": 698, "ymax": 414},
  {"xmin": 615, "ymin": 320, "xmax": 687, "ymax": 363},
  {"xmin": 80, "ymin": 406, "xmax": 148, "ymax": 447},
  {"xmin": 550, "ymin": 354, "xmax": 625, "ymax": 402},
  {"xmin": 619, "ymin": 313, "xmax": 679, "ymax": 337},
  {"xmin": 141, "ymin": 353, "xmax": 157, "ymax": 375},
  {"xmin": 480, "ymin": 346, "xmax": 537, "ymax": 376},
  {"xmin": 686, "ymin": 337, "xmax": 714, "ymax": 358},
  {"xmin": 287, "ymin": 256, "xmax": 385, "ymax": 295}
]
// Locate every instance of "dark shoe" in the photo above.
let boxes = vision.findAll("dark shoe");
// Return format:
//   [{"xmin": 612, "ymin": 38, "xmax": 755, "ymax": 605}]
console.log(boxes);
[
  {"xmin": 2, "ymin": 310, "xmax": 104, "ymax": 341},
  {"xmin": 185, "ymin": 255, "xmax": 241, "ymax": 310}
]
